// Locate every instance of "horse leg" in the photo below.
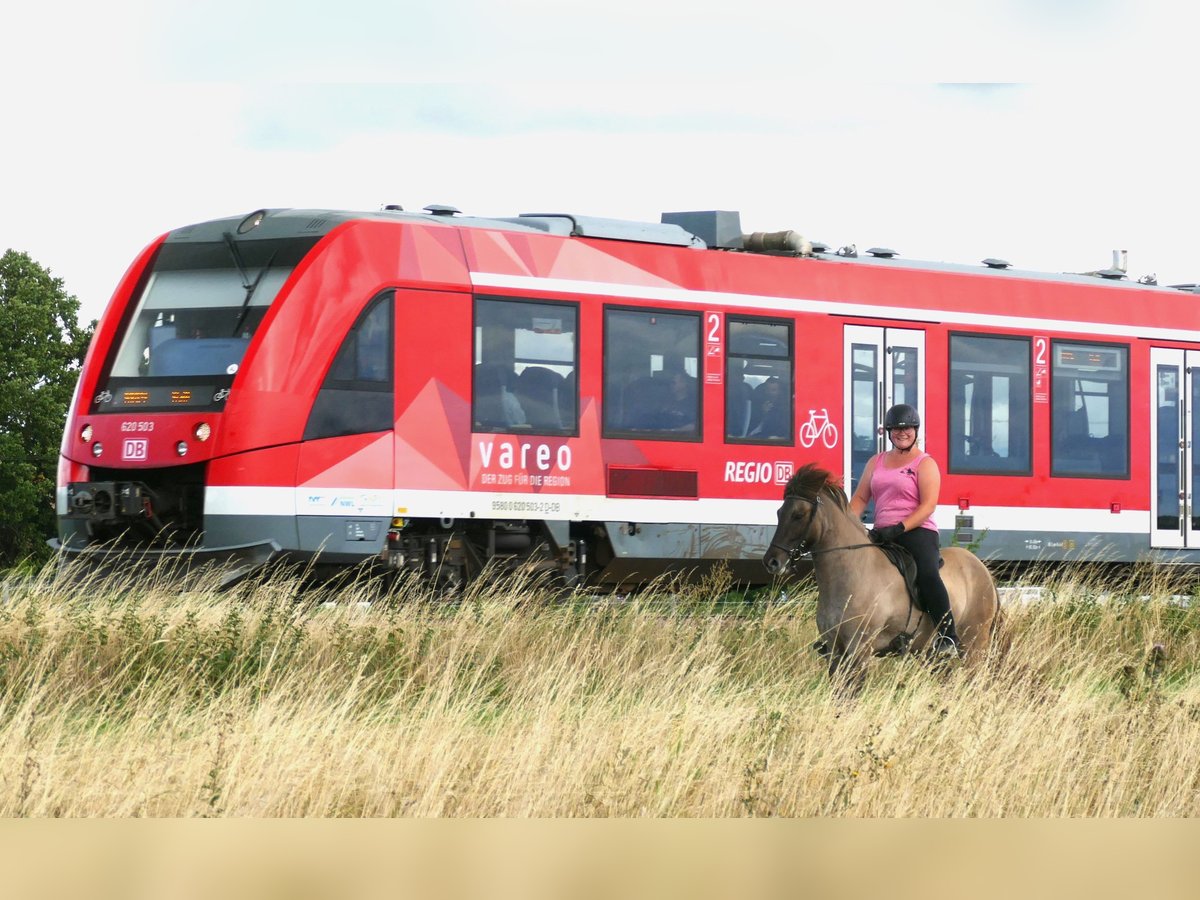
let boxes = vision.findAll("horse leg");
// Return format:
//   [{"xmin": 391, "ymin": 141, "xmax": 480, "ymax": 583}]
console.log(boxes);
[{"xmin": 827, "ymin": 646, "xmax": 867, "ymax": 698}]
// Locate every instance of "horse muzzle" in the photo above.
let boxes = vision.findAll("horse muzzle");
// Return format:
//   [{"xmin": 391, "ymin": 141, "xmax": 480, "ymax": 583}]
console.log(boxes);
[
  {"xmin": 762, "ymin": 540, "xmax": 800, "ymax": 575},
  {"xmin": 763, "ymin": 551, "xmax": 786, "ymax": 575}
]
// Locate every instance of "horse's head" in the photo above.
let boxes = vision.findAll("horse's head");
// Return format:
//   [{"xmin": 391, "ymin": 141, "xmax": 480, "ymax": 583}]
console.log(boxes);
[
  {"xmin": 762, "ymin": 463, "xmax": 846, "ymax": 576},
  {"xmin": 763, "ymin": 494, "xmax": 822, "ymax": 575}
]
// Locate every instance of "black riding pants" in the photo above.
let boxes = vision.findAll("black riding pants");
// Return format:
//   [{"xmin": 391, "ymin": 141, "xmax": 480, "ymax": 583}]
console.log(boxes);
[{"xmin": 894, "ymin": 527, "xmax": 958, "ymax": 639}]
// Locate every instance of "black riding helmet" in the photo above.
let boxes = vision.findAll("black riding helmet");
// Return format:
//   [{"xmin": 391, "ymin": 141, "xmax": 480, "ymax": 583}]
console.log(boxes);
[{"xmin": 884, "ymin": 403, "xmax": 920, "ymax": 430}]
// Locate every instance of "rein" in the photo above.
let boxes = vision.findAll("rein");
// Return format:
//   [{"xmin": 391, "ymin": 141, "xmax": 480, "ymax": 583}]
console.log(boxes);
[
  {"xmin": 767, "ymin": 537, "xmax": 877, "ymax": 562},
  {"xmin": 810, "ymin": 541, "xmax": 878, "ymax": 556}
]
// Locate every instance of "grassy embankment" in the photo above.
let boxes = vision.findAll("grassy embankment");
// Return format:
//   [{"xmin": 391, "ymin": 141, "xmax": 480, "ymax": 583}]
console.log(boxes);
[{"xmin": 1, "ymin": 560, "xmax": 1199, "ymax": 816}]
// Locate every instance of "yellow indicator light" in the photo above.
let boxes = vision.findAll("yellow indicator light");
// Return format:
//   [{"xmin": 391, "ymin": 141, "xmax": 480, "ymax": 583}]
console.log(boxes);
[{"xmin": 123, "ymin": 391, "xmax": 149, "ymax": 405}]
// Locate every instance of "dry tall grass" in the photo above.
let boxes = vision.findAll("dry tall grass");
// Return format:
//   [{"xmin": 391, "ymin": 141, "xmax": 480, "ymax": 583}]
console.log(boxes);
[{"xmin": 1, "ymin": 559, "xmax": 1199, "ymax": 816}]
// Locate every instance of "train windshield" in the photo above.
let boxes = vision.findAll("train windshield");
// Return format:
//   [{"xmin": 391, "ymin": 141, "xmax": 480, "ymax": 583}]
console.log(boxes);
[{"xmin": 96, "ymin": 237, "xmax": 318, "ymax": 412}]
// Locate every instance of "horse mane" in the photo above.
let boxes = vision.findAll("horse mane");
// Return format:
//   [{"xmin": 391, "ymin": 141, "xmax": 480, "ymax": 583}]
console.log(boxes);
[{"xmin": 783, "ymin": 463, "xmax": 849, "ymax": 510}]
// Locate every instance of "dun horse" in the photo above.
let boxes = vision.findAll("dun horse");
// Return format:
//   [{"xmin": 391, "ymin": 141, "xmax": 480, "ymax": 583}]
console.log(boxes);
[{"xmin": 763, "ymin": 463, "xmax": 1000, "ymax": 684}]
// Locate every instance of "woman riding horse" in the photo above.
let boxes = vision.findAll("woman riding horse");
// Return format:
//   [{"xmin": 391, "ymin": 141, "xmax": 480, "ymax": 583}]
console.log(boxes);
[
  {"xmin": 848, "ymin": 403, "xmax": 961, "ymax": 660},
  {"xmin": 763, "ymin": 461, "xmax": 1000, "ymax": 687}
]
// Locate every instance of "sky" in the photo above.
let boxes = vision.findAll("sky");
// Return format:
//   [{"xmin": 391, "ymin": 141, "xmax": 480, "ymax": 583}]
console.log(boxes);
[{"xmin": 5, "ymin": 1, "xmax": 1200, "ymax": 325}]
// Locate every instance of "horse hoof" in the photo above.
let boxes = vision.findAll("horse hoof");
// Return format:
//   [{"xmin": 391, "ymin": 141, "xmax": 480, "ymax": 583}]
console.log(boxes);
[{"xmin": 812, "ymin": 639, "xmax": 831, "ymax": 657}]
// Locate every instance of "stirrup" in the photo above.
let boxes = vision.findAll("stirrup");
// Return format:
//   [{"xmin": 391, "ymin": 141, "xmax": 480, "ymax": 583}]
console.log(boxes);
[{"xmin": 930, "ymin": 635, "xmax": 962, "ymax": 661}]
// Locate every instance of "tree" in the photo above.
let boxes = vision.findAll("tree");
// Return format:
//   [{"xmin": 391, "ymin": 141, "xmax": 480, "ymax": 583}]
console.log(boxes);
[{"xmin": 0, "ymin": 250, "xmax": 92, "ymax": 568}]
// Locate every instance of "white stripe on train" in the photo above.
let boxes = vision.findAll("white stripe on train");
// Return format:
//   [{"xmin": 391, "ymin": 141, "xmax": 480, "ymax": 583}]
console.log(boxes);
[
  {"xmin": 469, "ymin": 271, "xmax": 1200, "ymax": 343},
  {"xmin": 203, "ymin": 486, "xmax": 1147, "ymax": 535}
]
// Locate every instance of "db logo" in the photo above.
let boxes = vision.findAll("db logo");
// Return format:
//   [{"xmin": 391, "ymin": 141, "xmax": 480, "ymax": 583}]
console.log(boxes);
[
  {"xmin": 724, "ymin": 460, "xmax": 794, "ymax": 485},
  {"xmin": 122, "ymin": 439, "xmax": 148, "ymax": 460}
]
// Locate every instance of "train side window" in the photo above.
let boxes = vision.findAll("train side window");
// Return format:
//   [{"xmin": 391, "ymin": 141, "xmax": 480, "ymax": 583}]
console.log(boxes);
[
  {"xmin": 948, "ymin": 334, "xmax": 1031, "ymax": 475},
  {"xmin": 473, "ymin": 297, "xmax": 578, "ymax": 435},
  {"xmin": 603, "ymin": 307, "xmax": 701, "ymax": 440},
  {"xmin": 1050, "ymin": 341, "xmax": 1129, "ymax": 478},
  {"xmin": 726, "ymin": 318, "xmax": 793, "ymax": 444},
  {"xmin": 303, "ymin": 291, "xmax": 394, "ymax": 441}
]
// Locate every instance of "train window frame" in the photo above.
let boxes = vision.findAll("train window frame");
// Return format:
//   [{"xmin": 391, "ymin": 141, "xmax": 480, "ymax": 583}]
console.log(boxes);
[
  {"xmin": 946, "ymin": 332, "xmax": 1033, "ymax": 477},
  {"xmin": 724, "ymin": 316, "xmax": 794, "ymax": 446},
  {"xmin": 601, "ymin": 305, "xmax": 703, "ymax": 442},
  {"xmin": 472, "ymin": 295, "xmax": 580, "ymax": 437},
  {"xmin": 91, "ymin": 236, "xmax": 321, "ymax": 413},
  {"xmin": 303, "ymin": 290, "xmax": 395, "ymax": 441},
  {"xmin": 1050, "ymin": 338, "xmax": 1130, "ymax": 480}
]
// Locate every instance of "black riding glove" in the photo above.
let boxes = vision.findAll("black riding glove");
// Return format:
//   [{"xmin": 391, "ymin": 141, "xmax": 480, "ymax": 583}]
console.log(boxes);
[{"xmin": 869, "ymin": 523, "xmax": 905, "ymax": 544}]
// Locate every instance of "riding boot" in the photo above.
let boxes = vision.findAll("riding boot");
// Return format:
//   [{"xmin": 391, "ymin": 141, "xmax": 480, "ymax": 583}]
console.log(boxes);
[
  {"xmin": 928, "ymin": 599, "xmax": 961, "ymax": 651},
  {"xmin": 935, "ymin": 610, "xmax": 961, "ymax": 645},
  {"xmin": 925, "ymin": 606, "xmax": 961, "ymax": 659},
  {"xmin": 933, "ymin": 624, "xmax": 962, "ymax": 657}
]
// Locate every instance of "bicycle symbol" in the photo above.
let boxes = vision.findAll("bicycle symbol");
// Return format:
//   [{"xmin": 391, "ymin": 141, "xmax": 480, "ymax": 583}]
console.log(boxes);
[{"xmin": 798, "ymin": 408, "xmax": 838, "ymax": 449}]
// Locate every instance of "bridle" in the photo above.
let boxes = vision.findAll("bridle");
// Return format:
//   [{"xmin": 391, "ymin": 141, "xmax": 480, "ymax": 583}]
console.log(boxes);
[{"xmin": 769, "ymin": 493, "xmax": 877, "ymax": 568}]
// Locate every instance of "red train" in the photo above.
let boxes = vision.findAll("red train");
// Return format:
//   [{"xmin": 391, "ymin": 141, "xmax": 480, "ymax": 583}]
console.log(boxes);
[{"xmin": 54, "ymin": 204, "xmax": 1200, "ymax": 586}]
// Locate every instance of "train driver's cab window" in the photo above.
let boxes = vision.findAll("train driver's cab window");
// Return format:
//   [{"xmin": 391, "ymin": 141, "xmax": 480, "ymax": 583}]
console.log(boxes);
[
  {"xmin": 1051, "ymin": 341, "xmax": 1129, "ymax": 478},
  {"xmin": 603, "ymin": 308, "xmax": 701, "ymax": 440},
  {"xmin": 473, "ymin": 298, "xmax": 578, "ymax": 435},
  {"xmin": 726, "ymin": 318, "xmax": 793, "ymax": 443},
  {"xmin": 304, "ymin": 291, "xmax": 394, "ymax": 441},
  {"xmin": 948, "ymin": 334, "xmax": 1031, "ymax": 474},
  {"xmin": 97, "ymin": 236, "xmax": 318, "ymax": 412}
]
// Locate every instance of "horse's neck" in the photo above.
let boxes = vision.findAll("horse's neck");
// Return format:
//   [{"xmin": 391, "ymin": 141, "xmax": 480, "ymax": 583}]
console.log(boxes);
[
  {"xmin": 817, "ymin": 505, "xmax": 870, "ymax": 551},
  {"xmin": 811, "ymin": 506, "xmax": 875, "ymax": 591}
]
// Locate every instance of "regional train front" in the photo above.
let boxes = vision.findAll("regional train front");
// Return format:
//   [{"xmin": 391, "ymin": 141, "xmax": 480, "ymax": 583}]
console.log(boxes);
[{"xmin": 54, "ymin": 209, "xmax": 327, "ymax": 580}]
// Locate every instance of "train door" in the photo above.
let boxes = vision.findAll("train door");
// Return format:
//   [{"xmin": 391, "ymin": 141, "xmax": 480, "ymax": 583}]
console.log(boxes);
[
  {"xmin": 843, "ymin": 325, "xmax": 926, "ymax": 503},
  {"xmin": 1149, "ymin": 347, "xmax": 1200, "ymax": 549}
]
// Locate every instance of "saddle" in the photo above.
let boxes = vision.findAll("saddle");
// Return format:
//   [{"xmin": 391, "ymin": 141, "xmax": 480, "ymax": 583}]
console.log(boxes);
[{"xmin": 875, "ymin": 542, "xmax": 922, "ymax": 611}]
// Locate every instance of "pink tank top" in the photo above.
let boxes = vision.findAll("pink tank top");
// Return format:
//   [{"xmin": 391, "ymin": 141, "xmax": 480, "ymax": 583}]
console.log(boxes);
[{"xmin": 870, "ymin": 452, "xmax": 938, "ymax": 532}]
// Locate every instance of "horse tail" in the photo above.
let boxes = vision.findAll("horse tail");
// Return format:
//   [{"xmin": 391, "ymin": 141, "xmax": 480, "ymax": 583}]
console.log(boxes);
[
  {"xmin": 990, "ymin": 581, "xmax": 1002, "ymax": 636},
  {"xmin": 987, "ymin": 582, "xmax": 1011, "ymax": 660}
]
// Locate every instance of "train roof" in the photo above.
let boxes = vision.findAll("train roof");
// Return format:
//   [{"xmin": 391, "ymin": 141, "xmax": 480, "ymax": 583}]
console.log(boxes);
[{"xmin": 165, "ymin": 205, "xmax": 1199, "ymax": 298}]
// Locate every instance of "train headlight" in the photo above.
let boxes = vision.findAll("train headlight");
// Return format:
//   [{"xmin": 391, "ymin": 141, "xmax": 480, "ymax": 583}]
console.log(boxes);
[
  {"xmin": 176, "ymin": 441, "xmax": 189, "ymax": 457},
  {"xmin": 237, "ymin": 209, "xmax": 267, "ymax": 234},
  {"xmin": 80, "ymin": 424, "xmax": 93, "ymax": 443},
  {"xmin": 194, "ymin": 422, "xmax": 211, "ymax": 442},
  {"xmin": 91, "ymin": 442, "xmax": 103, "ymax": 457}
]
